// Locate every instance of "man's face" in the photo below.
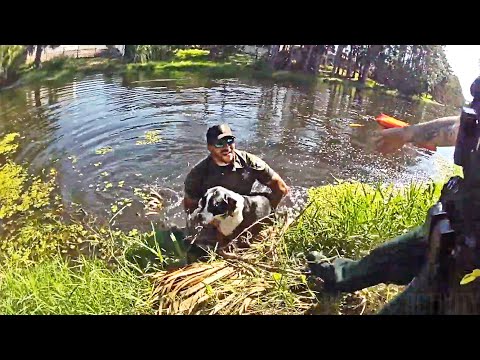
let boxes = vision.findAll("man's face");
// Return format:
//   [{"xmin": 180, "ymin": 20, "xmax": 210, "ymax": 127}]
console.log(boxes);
[{"xmin": 208, "ymin": 136, "xmax": 236, "ymax": 165}]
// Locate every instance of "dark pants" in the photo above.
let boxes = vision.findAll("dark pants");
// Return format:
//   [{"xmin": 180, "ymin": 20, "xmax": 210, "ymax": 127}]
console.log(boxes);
[{"xmin": 330, "ymin": 226, "xmax": 428, "ymax": 293}]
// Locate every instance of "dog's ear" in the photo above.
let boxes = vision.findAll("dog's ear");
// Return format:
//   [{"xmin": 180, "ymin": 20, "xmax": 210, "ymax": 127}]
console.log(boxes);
[{"xmin": 226, "ymin": 196, "xmax": 237, "ymax": 216}]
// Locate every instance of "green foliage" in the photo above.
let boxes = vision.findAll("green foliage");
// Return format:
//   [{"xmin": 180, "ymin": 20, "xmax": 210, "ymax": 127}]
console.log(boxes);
[
  {"xmin": 284, "ymin": 180, "xmax": 443, "ymax": 259},
  {"xmin": 0, "ymin": 45, "xmax": 26, "ymax": 83},
  {"xmin": 0, "ymin": 133, "xmax": 57, "ymax": 221},
  {"xmin": 133, "ymin": 45, "xmax": 175, "ymax": 63},
  {"xmin": 173, "ymin": 49, "xmax": 209, "ymax": 61},
  {"xmin": 0, "ymin": 161, "xmax": 29, "ymax": 219},
  {"xmin": 0, "ymin": 256, "xmax": 154, "ymax": 314},
  {"xmin": 371, "ymin": 45, "xmax": 463, "ymax": 103},
  {"xmin": 18, "ymin": 58, "xmax": 124, "ymax": 85},
  {"xmin": 0, "ymin": 133, "xmax": 20, "ymax": 156},
  {"xmin": 204, "ymin": 45, "xmax": 245, "ymax": 60},
  {"xmin": 0, "ymin": 133, "xmax": 66, "ymax": 262},
  {"xmin": 41, "ymin": 56, "xmax": 69, "ymax": 72}
]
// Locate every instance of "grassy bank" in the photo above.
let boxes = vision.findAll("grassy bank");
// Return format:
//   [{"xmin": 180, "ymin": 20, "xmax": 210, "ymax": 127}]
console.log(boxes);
[
  {"xmin": 0, "ymin": 132, "xmax": 161, "ymax": 314},
  {"xmin": 151, "ymin": 180, "xmax": 446, "ymax": 315},
  {"xmin": 0, "ymin": 256, "xmax": 154, "ymax": 315},
  {"xmin": 0, "ymin": 130, "xmax": 453, "ymax": 314},
  {"xmin": 16, "ymin": 57, "xmax": 125, "ymax": 86},
  {"xmin": 0, "ymin": 179, "xmax": 445, "ymax": 315},
  {"xmin": 4, "ymin": 50, "xmax": 443, "ymax": 106}
]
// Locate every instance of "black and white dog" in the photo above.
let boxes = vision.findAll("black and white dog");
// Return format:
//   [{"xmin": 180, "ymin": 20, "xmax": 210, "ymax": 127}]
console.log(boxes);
[{"xmin": 190, "ymin": 186, "xmax": 273, "ymax": 244}]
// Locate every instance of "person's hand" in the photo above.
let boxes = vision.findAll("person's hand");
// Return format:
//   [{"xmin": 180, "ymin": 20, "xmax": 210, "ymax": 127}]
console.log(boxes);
[
  {"xmin": 269, "ymin": 193, "xmax": 283, "ymax": 209},
  {"xmin": 374, "ymin": 127, "xmax": 411, "ymax": 154}
]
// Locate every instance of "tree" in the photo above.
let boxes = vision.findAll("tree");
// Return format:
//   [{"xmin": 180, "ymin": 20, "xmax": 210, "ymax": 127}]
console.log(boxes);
[
  {"xmin": 202, "ymin": 45, "xmax": 244, "ymax": 60},
  {"xmin": 0, "ymin": 45, "xmax": 26, "ymax": 85},
  {"xmin": 267, "ymin": 45, "xmax": 328, "ymax": 74},
  {"xmin": 124, "ymin": 45, "xmax": 137, "ymax": 61},
  {"xmin": 359, "ymin": 45, "xmax": 383, "ymax": 84},
  {"xmin": 332, "ymin": 45, "xmax": 346, "ymax": 76},
  {"xmin": 26, "ymin": 45, "xmax": 59, "ymax": 68}
]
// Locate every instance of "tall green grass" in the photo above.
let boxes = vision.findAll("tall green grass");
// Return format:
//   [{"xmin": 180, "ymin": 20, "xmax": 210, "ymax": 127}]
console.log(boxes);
[
  {"xmin": 0, "ymin": 256, "xmax": 154, "ymax": 315},
  {"xmin": 285, "ymin": 180, "xmax": 443, "ymax": 259},
  {"xmin": 0, "ymin": 179, "xmax": 447, "ymax": 315}
]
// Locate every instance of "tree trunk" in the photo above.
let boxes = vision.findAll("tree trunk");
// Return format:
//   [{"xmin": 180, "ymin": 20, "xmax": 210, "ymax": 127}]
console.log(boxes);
[
  {"xmin": 208, "ymin": 45, "xmax": 220, "ymax": 60},
  {"xmin": 311, "ymin": 46, "xmax": 323, "ymax": 75},
  {"xmin": 359, "ymin": 45, "xmax": 382, "ymax": 84},
  {"xmin": 124, "ymin": 45, "xmax": 136, "ymax": 61},
  {"xmin": 303, "ymin": 45, "xmax": 314, "ymax": 72},
  {"xmin": 399, "ymin": 45, "xmax": 407, "ymax": 67},
  {"xmin": 269, "ymin": 45, "xmax": 280, "ymax": 66},
  {"xmin": 34, "ymin": 46, "xmax": 44, "ymax": 69},
  {"xmin": 346, "ymin": 46, "xmax": 355, "ymax": 78},
  {"xmin": 332, "ymin": 45, "xmax": 345, "ymax": 76},
  {"xmin": 317, "ymin": 46, "xmax": 326, "ymax": 67},
  {"xmin": 285, "ymin": 45, "xmax": 296, "ymax": 70}
]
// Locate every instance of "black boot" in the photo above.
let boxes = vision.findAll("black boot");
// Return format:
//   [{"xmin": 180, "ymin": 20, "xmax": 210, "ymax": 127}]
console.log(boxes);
[{"xmin": 306, "ymin": 251, "xmax": 339, "ymax": 295}]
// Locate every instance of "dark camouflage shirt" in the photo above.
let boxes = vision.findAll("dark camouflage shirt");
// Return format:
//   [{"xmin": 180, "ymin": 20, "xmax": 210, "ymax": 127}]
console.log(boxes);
[{"xmin": 184, "ymin": 150, "xmax": 277, "ymax": 200}]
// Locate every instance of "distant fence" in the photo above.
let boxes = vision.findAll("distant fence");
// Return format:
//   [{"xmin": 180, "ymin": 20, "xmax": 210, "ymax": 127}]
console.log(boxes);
[{"xmin": 26, "ymin": 46, "xmax": 122, "ymax": 63}]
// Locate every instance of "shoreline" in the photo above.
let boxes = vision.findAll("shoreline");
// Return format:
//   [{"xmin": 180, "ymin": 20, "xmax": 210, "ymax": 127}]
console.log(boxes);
[{"xmin": 0, "ymin": 57, "xmax": 447, "ymax": 107}]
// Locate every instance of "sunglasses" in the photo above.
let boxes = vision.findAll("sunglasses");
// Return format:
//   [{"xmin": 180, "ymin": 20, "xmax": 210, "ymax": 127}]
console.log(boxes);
[{"xmin": 213, "ymin": 137, "xmax": 235, "ymax": 148}]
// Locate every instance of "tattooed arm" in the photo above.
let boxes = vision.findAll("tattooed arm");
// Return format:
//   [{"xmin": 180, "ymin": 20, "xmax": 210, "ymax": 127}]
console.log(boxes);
[
  {"xmin": 375, "ymin": 115, "xmax": 460, "ymax": 153},
  {"xmin": 404, "ymin": 116, "xmax": 460, "ymax": 147}
]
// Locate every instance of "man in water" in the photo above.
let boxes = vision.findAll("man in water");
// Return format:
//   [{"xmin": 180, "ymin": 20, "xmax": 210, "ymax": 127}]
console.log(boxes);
[{"xmin": 183, "ymin": 124, "xmax": 290, "ymax": 252}]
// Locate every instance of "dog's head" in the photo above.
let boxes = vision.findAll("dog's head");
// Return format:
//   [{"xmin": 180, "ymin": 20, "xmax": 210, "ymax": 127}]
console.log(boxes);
[{"xmin": 191, "ymin": 186, "xmax": 240, "ymax": 226}]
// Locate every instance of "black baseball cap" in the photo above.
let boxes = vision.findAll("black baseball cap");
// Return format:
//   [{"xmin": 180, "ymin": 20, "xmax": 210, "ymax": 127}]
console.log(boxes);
[{"xmin": 206, "ymin": 124, "xmax": 235, "ymax": 145}]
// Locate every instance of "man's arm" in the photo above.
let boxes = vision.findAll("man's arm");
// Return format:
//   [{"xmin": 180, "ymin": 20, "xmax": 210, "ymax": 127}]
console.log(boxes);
[
  {"xmin": 266, "ymin": 173, "xmax": 290, "ymax": 209},
  {"xmin": 244, "ymin": 151, "xmax": 290, "ymax": 209},
  {"xmin": 405, "ymin": 115, "xmax": 460, "ymax": 147},
  {"xmin": 183, "ymin": 160, "xmax": 206, "ymax": 214},
  {"xmin": 375, "ymin": 115, "xmax": 460, "ymax": 153}
]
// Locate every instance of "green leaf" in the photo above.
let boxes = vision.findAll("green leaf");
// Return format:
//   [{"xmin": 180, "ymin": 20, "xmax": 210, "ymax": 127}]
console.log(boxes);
[
  {"xmin": 128, "ymin": 229, "xmax": 139, "ymax": 237},
  {"xmin": 272, "ymin": 273, "xmax": 282, "ymax": 282},
  {"xmin": 205, "ymin": 284, "xmax": 214, "ymax": 296}
]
